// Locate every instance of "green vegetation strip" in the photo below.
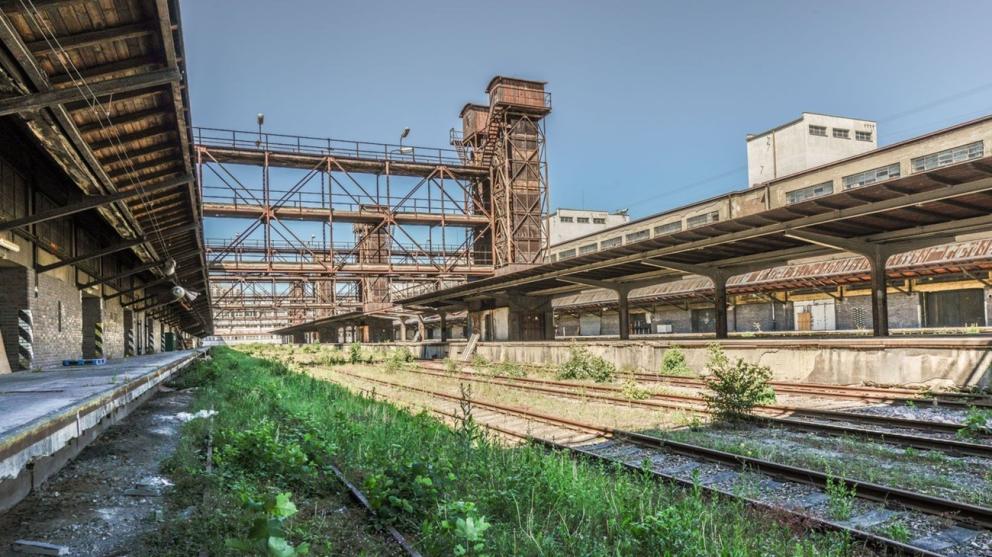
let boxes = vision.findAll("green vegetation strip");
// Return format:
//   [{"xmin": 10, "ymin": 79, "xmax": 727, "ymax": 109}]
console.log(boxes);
[{"xmin": 147, "ymin": 347, "xmax": 857, "ymax": 556}]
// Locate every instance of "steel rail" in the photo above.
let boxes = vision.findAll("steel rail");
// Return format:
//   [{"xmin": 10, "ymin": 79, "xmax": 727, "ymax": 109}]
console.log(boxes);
[
  {"xmin": 408, "ymin": 363, "xmax": 991, "ymax": 456},
  {"xmin": 418, "ymin": 361, "xmax": 977, "ymax": 436},
  {"xmin": 329, "ymin": 369, "xmax": 951, "ymax": 556},
  {"xmin": 631, "ymin": 372, "xmax": 992, "ymax": 409}
]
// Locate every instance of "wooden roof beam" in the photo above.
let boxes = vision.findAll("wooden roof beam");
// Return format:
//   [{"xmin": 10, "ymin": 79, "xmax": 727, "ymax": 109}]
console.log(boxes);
[
  {"xmin": 77, "ymin": 107, "xmax": 167, "ymax": 134},
  {"xmin": 27, "ymin": 22, "xmax": 155, "ymax": 55},
  {"xmin": 90, "ymin": 125, "xmax": 174, "ymax": 151},
  {"xmin": 0, "ymin": 68, "xmax": 178, "ymax": 117}
]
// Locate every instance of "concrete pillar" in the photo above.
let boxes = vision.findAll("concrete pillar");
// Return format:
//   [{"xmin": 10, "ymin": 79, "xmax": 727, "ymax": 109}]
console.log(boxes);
[
  {"xmin": 618, "ymin": 289, "xmax": 630, "ymax": 340},
  {"xmin": 417, "ymin": 317, "xmax": 426, "ymax": 341},
  {"xmin": 714, "ymin": 275, "xmax": 729, "ymax": 340},
  {"xmin": 439, "ymin": 313, "xmax": 448, "ymax": 341},
  {"xmin": 869, "ymin": 251, "xmax": 889, "ymax": 337},
  {"xmin": 398, "ymin": 321, "xmax": 407, "ymax": 341}
]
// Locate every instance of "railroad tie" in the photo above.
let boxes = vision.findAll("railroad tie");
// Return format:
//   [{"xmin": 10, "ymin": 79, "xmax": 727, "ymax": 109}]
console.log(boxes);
[{"xmin": 17, "ymin": 309, "xmax": 33, "ymax": 371}]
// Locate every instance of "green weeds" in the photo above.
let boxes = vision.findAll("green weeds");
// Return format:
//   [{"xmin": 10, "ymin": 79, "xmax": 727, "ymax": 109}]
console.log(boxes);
[
  {"xmin": 660, "ymin": 345, "xmax": 694, "ymax": 377},
  {"xmin": 957, "ymin": 405, "xmax": 991, "ymax": 438},
  {"xmin": 556, "ymin": 345, "xmax": 616, "ymax": 382},
  {"xmin": 146, "ymin": 347, "xmax": 852, "ymax": 556}
]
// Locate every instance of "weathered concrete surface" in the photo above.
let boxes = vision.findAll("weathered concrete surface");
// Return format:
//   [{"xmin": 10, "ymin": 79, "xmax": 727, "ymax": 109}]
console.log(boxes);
[
  {"xmin": 452, "ymin": 338, "xmax": 992, "ymax": 388},
  {"xmin": 0, "ymin": 351, "xmax": 201, "ymax": 512}
]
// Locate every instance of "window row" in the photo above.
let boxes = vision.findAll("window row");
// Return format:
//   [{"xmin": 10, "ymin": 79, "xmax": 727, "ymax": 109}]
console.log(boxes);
[
  {"xmin": 809, "ymin": 125, "xmax": 872, "ymax": 142},
  {"xmin": 552, "ymin": 212, "xmax": 720, "ymax": 261},
  {"xmin": 559, "ymin": 215, "xmax": 607, "ymax": 224}
]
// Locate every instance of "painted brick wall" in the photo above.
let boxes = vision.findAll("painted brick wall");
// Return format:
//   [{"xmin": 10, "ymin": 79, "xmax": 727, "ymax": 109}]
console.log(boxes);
[
  {"xmin": 102, "ymin": 297, "xmax": 125, "ymax": 359},
  {"xmin": 0, "ymin": 267, "xmax": 30, "ymax": 372},
  {"xmin": 650, "ymin": 306, "xmax": 694, "ymax": 334},
  {"xmin": 32, "ymin": 269, "xmax": 83, "ymax": 369},
  {"xmin": 732, "ymin": 301, "xmax": 794, "ymax": 332},
  {"xmin": 835, "ymin": 294, "xmax": 921, "ymax": 330}
]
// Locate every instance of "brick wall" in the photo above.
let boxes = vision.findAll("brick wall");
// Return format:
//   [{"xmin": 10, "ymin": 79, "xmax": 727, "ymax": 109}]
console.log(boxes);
[
  {"xmin": 836, "ymin": 294, "xmax": 921, "ymax": 330},
  {"xmin": 0, "ymin": 267, "xmax": 30, "ymax": 372},
  {"xmin": 649, "ymin": 305, "xmax": 694, "ymax": 334},
  {"xmin": 32, "ymin": 269, "xmax": 83, "ymax": 368},
  {"xmin": 732, "ymin": 301, "xmax": 794, "ymax": 332},
  {"xmin": 103, "ymin": 297, "xmax": 125, "ymax": 359}
]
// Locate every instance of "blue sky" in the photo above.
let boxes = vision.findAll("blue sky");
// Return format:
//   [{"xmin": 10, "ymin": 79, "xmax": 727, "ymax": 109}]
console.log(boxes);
[{"xmin": 182, "ymin": 0, "xmax": 992, "ymax": 219}]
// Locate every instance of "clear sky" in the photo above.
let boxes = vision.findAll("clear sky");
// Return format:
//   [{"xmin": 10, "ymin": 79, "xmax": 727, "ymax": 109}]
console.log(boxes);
[{"xmin": 181, "ymin": 0, "xmax": 992, "ymax": 219}]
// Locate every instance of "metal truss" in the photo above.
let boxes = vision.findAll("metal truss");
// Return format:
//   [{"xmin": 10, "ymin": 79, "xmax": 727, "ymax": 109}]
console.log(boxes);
[{"xmin": 196, "ymin": 128, "xmax": 497, "ymax": 333}]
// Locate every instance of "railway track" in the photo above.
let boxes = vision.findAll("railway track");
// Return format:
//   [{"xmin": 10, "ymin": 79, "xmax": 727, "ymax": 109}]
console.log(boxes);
[
  {"xmin": 331, "ymin": 368, "xmax": 988, "ymax": 557},
  {"xmin": 627, "ymin": 372, "xmax": 992, "ymax": 409},
  {"xmin": 400, "ymin": 363, "xmax": 992, "ymax": 457}
]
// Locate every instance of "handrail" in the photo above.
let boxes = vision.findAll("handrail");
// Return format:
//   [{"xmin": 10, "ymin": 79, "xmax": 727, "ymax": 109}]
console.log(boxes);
[{"xmin": 194, "ymin": 126, "xmax": 470, "ymax": 166}]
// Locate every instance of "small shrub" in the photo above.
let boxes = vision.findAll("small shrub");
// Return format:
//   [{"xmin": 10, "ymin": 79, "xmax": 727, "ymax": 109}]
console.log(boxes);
[
  {"xmin": 659, "ymin": 345, "xmax": 693, "ymax": 377},
  {"xmin": 621, "ymin": 380, "xmax": 650, "ymax": 400},
  {"xmin": 825, "ymin": 475, "xmax": 856, "ymax": 520},
  {"xmin": 225, "ymin": 492, "xmax": 310, "ymax": 556},
  {"xmin": 880, "ymin": 521, "xmax": 910, "ymax": 543},
  {"xmin": 556, "ymin": 345, "xmax": 616, "ymax": 383},
  {"xmin": 470, "ymin": 354, "xmax": 489, "ymax": 370},
  {"xmin": 383, "ymin": 348, "xmax": 414, "ymax": 373},
  {"xmin": 439, "ymin": 501, "xmax": 491, "ymax": 557},
  {"xmin": 957, "ymin": 405, "xmax": 992, "ymax": 438},
  {"xmin": 702, "ymin": 344, "xmax": 775, "ymax": 422},
  {"xmin": 492, "ymin": 361, "xmax": 526, "ymax": 378},
  {"xmin": 349, "ymin": 342, "xmax": 363, "ymax": 364},
  {"xmin": 443, "ymin": 358, "xmax": 461, "ymax": 374}
]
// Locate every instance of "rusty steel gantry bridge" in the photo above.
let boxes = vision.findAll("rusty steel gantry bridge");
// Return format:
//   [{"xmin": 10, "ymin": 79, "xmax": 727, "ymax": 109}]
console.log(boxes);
[{"xmin": 200, "ymin": 77, "xmax": 551, "ymax": 335}]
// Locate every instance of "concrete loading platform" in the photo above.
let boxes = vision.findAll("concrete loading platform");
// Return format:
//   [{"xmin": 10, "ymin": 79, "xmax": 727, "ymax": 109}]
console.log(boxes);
[{"xmin": 0, "ymin": 351, "xmax": 203, "ymax": 512}]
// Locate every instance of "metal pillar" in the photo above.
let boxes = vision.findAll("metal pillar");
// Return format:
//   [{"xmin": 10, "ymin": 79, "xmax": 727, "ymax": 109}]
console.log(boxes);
[
  {"xmin": 617, "ymin": 289, "xmax": 630, "ymax": 340},
  {"xmin": 713, "ymin": 275, "xmax": 729, "ymax": 339},
  {"xmin": 868, "ymin": 251, "xmax": 889, "ymax": 337}
]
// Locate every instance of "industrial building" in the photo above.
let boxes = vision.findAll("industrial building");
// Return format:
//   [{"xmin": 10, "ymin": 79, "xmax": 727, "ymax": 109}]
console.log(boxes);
[{"xmin": 541, "ymin": 114, "xmax": 992, "ymax": 338}]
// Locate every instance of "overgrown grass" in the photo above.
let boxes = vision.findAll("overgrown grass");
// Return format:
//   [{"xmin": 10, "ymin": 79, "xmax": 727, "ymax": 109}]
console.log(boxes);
[{"xmin": 147, "ymin": 347, "xmax": 855, "ymax": 556}]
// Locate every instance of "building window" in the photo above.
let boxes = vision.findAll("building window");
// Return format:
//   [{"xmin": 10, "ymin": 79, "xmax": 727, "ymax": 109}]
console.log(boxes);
[
  {"xmin": 558, "ymin": 248, "xmax": 576, "ymax": 260},
  {"xmin": 579, "ymin": 243, "xmax": 597, "ymax": 255},
  {"xmin": 855, "ymin": 130, "xmax": 872, "ymax": 142},
  {"xmin": 832, "ymin": 128, "xmax": 849, "ymax": 139},
  {"xmin": 653, "ymin": 221, "xmax": 682, "ymax": 235},
  {"xmin": 786, "ymin": 180, "xmax": 834, "ymax": 204},
  {"xmin": 842, "ymin": 163, "xmax": 900, "ymax": 190},
  {"xmin": 911, "ymin": 141, "xmax": 984, "ymax": 173},
  {"xmin": 809, "ymin": 125, "xmax": 827, "ymax": 137},
  {"xmin": 576, "ymin": 217, "xmax": 590, "ymax": 224},
  {"xmin": 687, "ymin": 211, "xmax": 719, "ymax": 228},
  {"xmin": 600, "ymin": 237, "xmax": 622, "ymax": 249},
  {"xmin": 592, "ymin": 217, "xmax": 606, "ymax": 224},
  {"xmin": 625, "ymin": 230, "xmax": 649, "ymax": 243},
  {"xmin": 559, "ymin": 216, "xmax": 573, "ymax": 223}
]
